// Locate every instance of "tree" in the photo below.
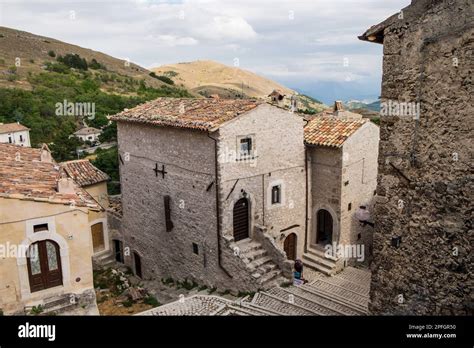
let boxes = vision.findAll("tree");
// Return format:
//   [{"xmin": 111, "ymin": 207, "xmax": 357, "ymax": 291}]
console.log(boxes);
[
  {"xmin": 92, "ymin": 147, "xmax": 120, "ymax": 194},
  {"xmin": 50, "ymin": 130, "xmax": 80, "ymax": 162}
]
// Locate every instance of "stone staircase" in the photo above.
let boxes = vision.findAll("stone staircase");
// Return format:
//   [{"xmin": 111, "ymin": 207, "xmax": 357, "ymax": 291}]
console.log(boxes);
[
  {"xmin": 237, "ymin": 266, "xmax": 370, "ymax": 315},
  {"xmin": 25, "ymin": 293, "xmax": 77, "ymax": 315},
  {"xmin": 234, "ymin": 239, "xmax": 288, "ymax": 290},
  {"xmin": 138, "ymin": 267, "xmax": 371, "ymax": 316},
  {"xmin": 92, "ymin": 251, "xmax": 116, "ymax": 270},
  {"xmin": 302, "ymin": 247, "xmax": 344, "ymax": 276}
]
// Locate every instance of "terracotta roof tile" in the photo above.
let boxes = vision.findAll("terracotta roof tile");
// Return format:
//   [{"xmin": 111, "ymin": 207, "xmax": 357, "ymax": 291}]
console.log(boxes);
[
  {"xmin": 304, "ymin": 117, "xmax": 367, "ymax": 148},
  {"xmin": 0, "ymin": 122, "xmax": 29, "ymax": 134},
  {"xmin": 110, "ymin": 98, "xmax": 262, "ymax": 131},
  {"xmin": 74, "ymin": 127, "xmax": 101, "ymax": 136},
  {"xmin": 62, "ymin": 159, "xmax": 110, "ymax": 187},
  {"xmin": 0, "ymin": 143, "xmax": 99, "ymax": 208}
]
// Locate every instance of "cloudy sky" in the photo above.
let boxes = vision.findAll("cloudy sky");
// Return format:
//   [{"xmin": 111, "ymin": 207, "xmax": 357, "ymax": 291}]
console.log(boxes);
[{"xmin": 0, "ymin": 0, "xmax": 410, "ymax": 103}]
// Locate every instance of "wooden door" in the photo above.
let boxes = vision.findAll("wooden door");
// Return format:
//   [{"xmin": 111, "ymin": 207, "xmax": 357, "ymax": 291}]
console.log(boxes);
[
  {"xmin": 27, "ymin": 240, "xmax": 63, "ymax": 293},
  {"xmin": 233, "ymin": 198, "xmax": 249, "ymax": 242},
  {"xmin": 284, "ymin": 233, "xmax": 297, "ymax": 260},
  {"xmin": 113, "ymin": 240, "xmax": 124, "ymax": 263},
  {"xmin": 134, "ymin": 252, "xmax": 142, "ymax": 278},
  {"xmin": 317, "ymin": 210, "xmax": 333, "ymax": 244},
  {"xmin": 91, "ymin": 222, "xmax": 105, "ymax": 253}
]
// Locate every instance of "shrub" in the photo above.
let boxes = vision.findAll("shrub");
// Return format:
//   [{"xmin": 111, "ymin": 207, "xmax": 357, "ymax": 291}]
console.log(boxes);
[
  {"xmin": 89, "ymin": 58, "xmax": 106, "ymax": 70},
  {"xmin": 7, "ymin": 66, "xmax": 17, "ymax": 74},
  {"xmin": 30, "ymin": 305, "xmax": 44, "ymax": 315},
  {"xmin": 0, "ymin": 34, "xmax": 4, "ymax": 38},
  {"xmin": 149, "ymin": 72, "xmax": 174, "ymax": 85},
  {"xmin": 29, "ymin": 59, "xmax": 35, "ymax": 64},
  {"xmin": 143, "ymin": 296, "xmax": 160, "ymax": 307},
  {"xmin": 57, "ymin": 53, "xmax": 88, "ymax": 70},
  {"xmin": 123, "ymin": 299, "xmax": 133, "ymax": 308},
  {"xmin": 0, "ymin": 58, "xmax": 5, "ymax": 66},
  {"xmin": 44, "ymin": 62, "xmax": 70, "ymax": 74},
  {"xmin": 48, "ymin": 50, "xmax": 56, "ymax": 57}
]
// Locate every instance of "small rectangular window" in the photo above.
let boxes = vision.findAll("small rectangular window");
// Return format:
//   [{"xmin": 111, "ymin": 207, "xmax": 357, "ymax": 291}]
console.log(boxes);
[
  {"xmin": 240, "ymin": 137, "xmax": 252, "ymax": 156},
  {"xmin": 8, "ymin": 136, "xmax": 12, "ymax": 143},
  {"xmin": 164, "ymin": 195, "xmax": 173, "ymax": 232},
  {"xmin": 192, "ymin": 243, "xmax": 199, "ymax": 255},
  {"xmin": 33, "ymin": 223, "xmax": 49, "ymax": 232},
  {"xmin": 348, "ymin": 203, "xmax": 352, "ymax": 211},
  {"xmin": 271, "ymin": 185, "xmax": 281, "ymax": 204}
]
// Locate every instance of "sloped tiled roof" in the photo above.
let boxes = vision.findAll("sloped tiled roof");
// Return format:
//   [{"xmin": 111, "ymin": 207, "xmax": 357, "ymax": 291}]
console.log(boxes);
[
  {"xmin": 0, "ymin": 143, "xmax": 99, "ymax": 208},
  {"xmin": 62, "ymin": 159, "xmax": 110, "ymax": 187},
  {"xmin": 0, "ymin": 122, "xmax": 29, "ymax": 134},
  {"xmin": 304, "ymin": 117, "xmax": 367, "ymax": 148},
  {"xmin": 110, "ymin": 98, "xmax": 262, "ymax": 131},
  {"xmin": 74, "ymin": 127, "xmax": 101, "ymax": 136}
]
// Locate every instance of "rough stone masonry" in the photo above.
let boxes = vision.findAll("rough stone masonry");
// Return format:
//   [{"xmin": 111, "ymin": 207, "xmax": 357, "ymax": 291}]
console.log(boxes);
[{"xmin": 360, "ymin": 0, "xmax": 473, "ymax": 315}]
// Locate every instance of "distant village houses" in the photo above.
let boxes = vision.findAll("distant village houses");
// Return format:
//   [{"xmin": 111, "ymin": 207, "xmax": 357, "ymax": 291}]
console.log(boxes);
[
  {"xmin": 73, "ymin": 127, "xmax": 102, "ymax": 143},
  {"xmin": 0, "ymin": 122, "xmax": 31, "ymax": 147}
]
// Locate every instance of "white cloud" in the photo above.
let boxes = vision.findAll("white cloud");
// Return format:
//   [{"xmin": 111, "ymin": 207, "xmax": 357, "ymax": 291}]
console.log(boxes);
[{"xmin": 0, "ymin": 0, "xmax": 410, "ymax": 101}]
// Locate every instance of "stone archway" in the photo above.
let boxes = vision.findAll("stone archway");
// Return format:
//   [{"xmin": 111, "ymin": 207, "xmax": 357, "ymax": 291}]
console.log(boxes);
[{"xmin": 233, "ymin": 197, "xmax": 250, "ymax": 242}]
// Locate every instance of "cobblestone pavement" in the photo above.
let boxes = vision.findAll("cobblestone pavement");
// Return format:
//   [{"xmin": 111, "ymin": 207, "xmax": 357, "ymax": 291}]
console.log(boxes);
[{"xmin": 137, "ymin": 266, "xmax": 371, "ymax": 316}]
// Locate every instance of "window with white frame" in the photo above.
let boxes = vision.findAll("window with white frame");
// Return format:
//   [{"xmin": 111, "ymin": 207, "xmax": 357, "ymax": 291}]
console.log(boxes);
[
  {"xmin": 271, "ymin": 185, "xmax": 281, "ymax": 204},
  {"xmin": 239, "ymin": 137, "xmax": 252, "ymax": 157}
]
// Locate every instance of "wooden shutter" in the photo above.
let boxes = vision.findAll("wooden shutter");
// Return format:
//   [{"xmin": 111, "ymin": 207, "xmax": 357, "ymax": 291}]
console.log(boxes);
[{"xmin": 164, "ymin": 195, "xmax": 174, "ymax": 232}]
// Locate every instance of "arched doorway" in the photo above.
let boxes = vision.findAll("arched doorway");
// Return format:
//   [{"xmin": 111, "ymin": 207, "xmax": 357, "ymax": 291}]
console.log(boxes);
[
  {"xmin": 233, "ymin": 198, "xmax": 250, "ymax": 242},
  {"xmin": 27, "ymin": 240, "xmax": 63, "ymax": 293},
  {"xmin": 133, "ymin": 252, "xmax": 142, "ymax": 278},
  {"xmin": 284, "ymin": 233, "xmax": 297, "ymax": 260},
  {"xmin": 316, "ymin": 209, "xmax": 333, "ymax": 245}
]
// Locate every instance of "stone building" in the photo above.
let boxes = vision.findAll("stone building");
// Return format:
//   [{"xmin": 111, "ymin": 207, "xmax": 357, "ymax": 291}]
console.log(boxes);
[
  {"xmin": 304, "ymin": 117, "xmax": 379, "ymax": 274},
  {"xmin": 0, "ymin": 122, "xmax": 31, "ymax": 147},
  {"xmin": 359, "ymin": 0, "xmax": 473, "ymax": 314},
  {"xmin": 0, "ymin": 144, "xmax": 100, "ymax": 315},
  {"xmin": 73, "ymin": 127, "xmax": 102, "ymax": 143},
  {"xmin": 111, "ymin": 98, "xmax": 379, "ymax": 292}
]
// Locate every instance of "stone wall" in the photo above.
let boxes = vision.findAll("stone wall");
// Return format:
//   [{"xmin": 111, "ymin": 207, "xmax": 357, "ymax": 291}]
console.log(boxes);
[
  {"xmin": 340, "ymin": 122, "xmax": 379, "ymax": 265},
  {"xmin": 117, "ymin": 122, "xmax": 224, "ymax": 287},
  {"xmin": 217, "ymin": 104, "xmax": 306, "ymax": 258},
  {"xmin": 307, "ymin": 146, "xmax": 342, "ymax": 247},
  {"xmin": 370, "ymin": 0, "xmax": 473, "ymax": 315}
]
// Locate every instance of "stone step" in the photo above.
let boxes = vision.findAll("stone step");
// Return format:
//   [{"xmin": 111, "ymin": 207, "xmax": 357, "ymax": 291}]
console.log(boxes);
[
  {"xmin": 306, "ymin": 247, "xmax": 339, "ymax": 261},
  {"xmin": 257, "ymin": 262, "xmax": 278, "ymax": 274},
  {"xmin": 282, "ymin": 285, "xmax": 366, "ymax": 315},
  {"xmin": 322, "ymin": 274, "xmax": 370, "ymax": 297},
  {"xmin": 248, "ymin": 255, "xmax": 273, "ymax": 270},
  {"xmin": 336, "ymin": 267, "xmax": 372, "ymax": 288},
  {"xmin": 234, "ymin": 240, "xmax": 261, "ymax": 254},
  {"xmin": 303, "ymin": 280, "xmax": 369, "ymax": 312},
  {"xmin": 266, "ymin": 287, "xmax": 346, "ymax": 315},
  {"xmin": 258, "ymin": 269, "xmax": 282, "ymax": 287},
  {"xmin": 251, "ymin": 292, "xmax": 315, "ymax": 315},
  {"xmin": 302, "ymin": 255, "xmax": 335, "ymax": 276},
  {"xmin": 242, "ymin": 248, "xmax": 267, "ymax": 262}
]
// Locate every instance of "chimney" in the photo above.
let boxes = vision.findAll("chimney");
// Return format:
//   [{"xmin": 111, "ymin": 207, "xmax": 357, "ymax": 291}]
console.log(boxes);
[
  {"xmin": 268, "ymin": 89, "xmax": 285, "ymax": 104},
  {"xmin": 334, "ymin": 101, "xmax": 344, "ymax": 112},
  {"xmin": 57, "ymin": 177, "xmax": 76, "ymax": 194},
  {"xmin": 40, "ymin": 144, "xmax": 53, "ymax": 163}
]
